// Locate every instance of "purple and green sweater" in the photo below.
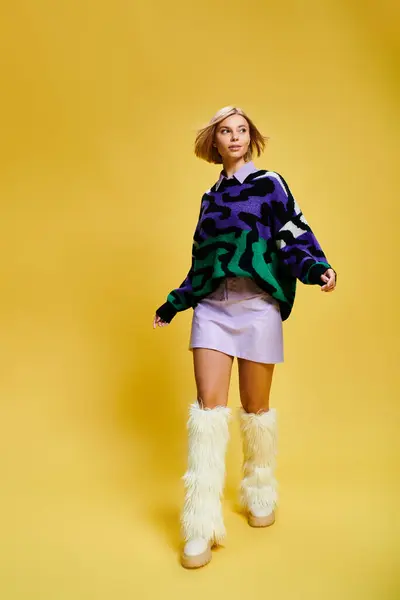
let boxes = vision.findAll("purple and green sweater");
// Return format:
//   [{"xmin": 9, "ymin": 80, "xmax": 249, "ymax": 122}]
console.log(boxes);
[{"xmin": 156, "ymin": 161, "xmax": 336, "ymax": 323}]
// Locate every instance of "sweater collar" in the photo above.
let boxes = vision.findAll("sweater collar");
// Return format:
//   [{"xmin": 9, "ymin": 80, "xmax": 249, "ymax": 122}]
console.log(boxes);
[{"xmin": 215, "ymin": 160, "xmax": 258, "ymax": 191}]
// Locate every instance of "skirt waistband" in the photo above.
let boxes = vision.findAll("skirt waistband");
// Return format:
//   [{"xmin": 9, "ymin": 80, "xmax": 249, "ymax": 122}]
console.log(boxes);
[{"xmin": 207, "ymin": 277, "xmax": 272, "ymax": 301}]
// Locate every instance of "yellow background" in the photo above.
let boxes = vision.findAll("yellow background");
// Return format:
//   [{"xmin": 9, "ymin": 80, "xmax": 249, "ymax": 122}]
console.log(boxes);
[{"xmin": 0, "ymin": 1, "xmax": 398, "ymax": 598}]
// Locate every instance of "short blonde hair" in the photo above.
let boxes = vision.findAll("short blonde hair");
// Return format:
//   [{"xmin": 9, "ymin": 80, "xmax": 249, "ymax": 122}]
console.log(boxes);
[{"xmin": 194, "ymin": 106, "xmax": 269, "ymax": 164}]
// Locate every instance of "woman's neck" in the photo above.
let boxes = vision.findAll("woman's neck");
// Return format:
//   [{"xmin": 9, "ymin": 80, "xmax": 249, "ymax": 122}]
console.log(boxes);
[{"xmin": 222, "ymin": 157, "xmax": 247, "ymax": 178}]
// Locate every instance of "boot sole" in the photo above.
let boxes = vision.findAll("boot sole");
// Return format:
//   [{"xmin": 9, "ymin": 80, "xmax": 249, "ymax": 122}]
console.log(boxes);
[
  {"xmin": 180, "ymin": 545, "xmax": 212, "ymax": 569},
  {"xmin": 248, "ymin": 510, "xmax": 276, "ymax": 528}
]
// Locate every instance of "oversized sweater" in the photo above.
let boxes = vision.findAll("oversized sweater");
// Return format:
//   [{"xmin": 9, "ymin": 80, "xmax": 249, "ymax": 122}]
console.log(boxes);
[{"xmin": 156, "ymin": 161, "xmax": 336, "ymax": 323}]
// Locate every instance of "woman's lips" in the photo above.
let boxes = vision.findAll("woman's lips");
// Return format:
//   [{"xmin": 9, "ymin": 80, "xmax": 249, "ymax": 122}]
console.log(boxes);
[{"xmin": 229, "ymin": 146, "xmax": 241, "ymax": 150}]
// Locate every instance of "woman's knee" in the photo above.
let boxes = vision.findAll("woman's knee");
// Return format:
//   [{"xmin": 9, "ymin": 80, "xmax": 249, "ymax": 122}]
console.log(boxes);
[
  {"xmin": 197, "ymin": 395, "xmax": 228, "ymax": 410},
  {"xmin": 241, "ymin": 397, "xmax": 270, "ymax": 414},
  {"xmin": 238, "ymin": 359, "xmax": 274, "ymax": 414},
  {"xmin": 241, "ymin": 402, "xmax": 270, "ymax": 415},
  {"xmin": 193, "ymin": 348, "xmax": 233, "ymax": 409}
]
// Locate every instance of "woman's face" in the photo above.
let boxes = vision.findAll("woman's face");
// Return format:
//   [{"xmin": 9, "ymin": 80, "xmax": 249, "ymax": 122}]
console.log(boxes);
[{"xmin": 213, "ymin": 114, "xmax": 251, "ymax": 162}]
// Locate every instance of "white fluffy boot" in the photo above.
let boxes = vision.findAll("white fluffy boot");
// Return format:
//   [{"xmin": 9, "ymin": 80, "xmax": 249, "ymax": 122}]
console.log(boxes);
[
  {"xmin": 180, "ymin": 400, "xmax": 232, "ymax": 569},
  {"xmin": 237, "ymin": 407, "xmax": 278, "ymax": 527}
]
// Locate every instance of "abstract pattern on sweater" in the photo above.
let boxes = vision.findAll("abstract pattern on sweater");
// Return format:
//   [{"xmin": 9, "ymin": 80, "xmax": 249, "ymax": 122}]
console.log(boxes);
[{"xmin": 156, "ymin": 169, "xmax": 335, "ymax": 323}]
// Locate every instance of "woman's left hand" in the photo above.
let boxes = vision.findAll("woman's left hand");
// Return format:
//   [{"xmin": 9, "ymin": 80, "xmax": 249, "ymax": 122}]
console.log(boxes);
[{"xmin": 320, "ymin": 268, "xmax": 336, "ymax": 292}]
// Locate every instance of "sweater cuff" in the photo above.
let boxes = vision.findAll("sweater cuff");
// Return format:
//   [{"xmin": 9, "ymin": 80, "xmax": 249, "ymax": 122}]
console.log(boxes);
[
  {"xmin": 156, "ymin": 301, "xmax": 178, "ymax": 324},
  {"xmin": 306, "ymin": 263, "xmax": 331, "ymax": 285}
]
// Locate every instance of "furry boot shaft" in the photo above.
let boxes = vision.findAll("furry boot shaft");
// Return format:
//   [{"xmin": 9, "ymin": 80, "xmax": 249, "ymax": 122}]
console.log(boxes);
[
  {"xmin": 237, "ymin": 407, "xmax": 278, "ymax": 519},
  {"xmin": 180, "ymin": 401, "xmax": 232, "ymax": 546}
]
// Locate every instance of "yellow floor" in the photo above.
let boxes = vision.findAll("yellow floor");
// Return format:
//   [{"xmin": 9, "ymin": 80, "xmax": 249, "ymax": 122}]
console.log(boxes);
[{"xmin": 0, "ymin": 354, "xmax": 398, "ymax": 599}]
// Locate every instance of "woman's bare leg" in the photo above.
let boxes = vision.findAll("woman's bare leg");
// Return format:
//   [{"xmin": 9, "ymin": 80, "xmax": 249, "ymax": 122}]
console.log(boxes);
[
  {"xmin": 237, "ymin": 358, "xmax": 275, "ymax": 413},
  {"xmin": 192, "ymin": 348, "xmax": 234, "ymax": 409},
  {"xmin": 236, "ymin": 358, "xmax": 278, "ymax": 525}
]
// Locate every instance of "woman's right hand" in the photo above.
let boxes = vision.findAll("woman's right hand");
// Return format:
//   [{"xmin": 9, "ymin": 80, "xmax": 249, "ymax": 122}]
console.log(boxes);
[{"xmin": 153, "ymin": 314, "xmax": 169, "ymax": 328}]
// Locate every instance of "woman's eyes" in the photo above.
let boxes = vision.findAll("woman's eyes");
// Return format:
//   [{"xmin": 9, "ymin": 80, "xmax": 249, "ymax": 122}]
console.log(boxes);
[{"xmin": 221, "ymin": 128, "xmax": 246, "ymax": 133}]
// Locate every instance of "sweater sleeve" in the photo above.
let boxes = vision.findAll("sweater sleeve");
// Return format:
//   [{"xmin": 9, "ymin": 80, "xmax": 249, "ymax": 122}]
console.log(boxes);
[
  {"xmin": 155, "ymin": 199, "xmax": 204, "ymax": 323},
  {"xmin": 270, "ymin": 172, "xmax": 337, "ymax": 286},
  {"xmin": 155, "ymin": 244, "xmax": 197, "ymax": 323}
]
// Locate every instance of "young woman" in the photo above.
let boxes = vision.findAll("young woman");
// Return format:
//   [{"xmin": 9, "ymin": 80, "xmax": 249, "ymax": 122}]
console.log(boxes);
[{"xmin": 153, "ymin": 106, "xmax": 337, "ymax": 569}]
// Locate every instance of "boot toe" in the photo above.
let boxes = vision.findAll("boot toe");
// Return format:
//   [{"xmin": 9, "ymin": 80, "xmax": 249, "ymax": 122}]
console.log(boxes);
[
  {"xmin": 248, "ymin": 508, "xmax": 275, "ymax": 527},
  {"xmin": 183, "ymin": 538, "xmax": 209, "ymax": 556},
  {"xmin": 181, "ymin": 538, "xmax": 212, "ymax": 569}
]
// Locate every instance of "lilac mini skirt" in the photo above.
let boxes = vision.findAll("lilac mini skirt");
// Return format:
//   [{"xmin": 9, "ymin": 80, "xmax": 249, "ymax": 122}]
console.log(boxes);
[{"xmin": 189, "ymin": 277, "xmax": 284, "ymax": 364}]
